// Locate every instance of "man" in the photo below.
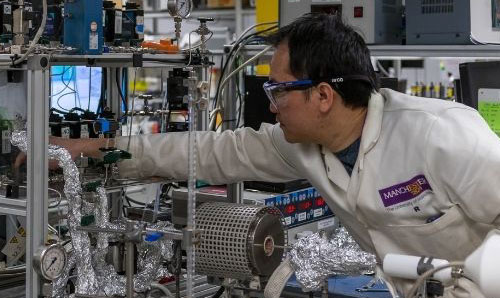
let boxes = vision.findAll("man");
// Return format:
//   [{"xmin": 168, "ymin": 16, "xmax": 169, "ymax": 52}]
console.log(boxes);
[{"xmin": 54, "ymin": 14, "xmax": 499, "ymax": 297}]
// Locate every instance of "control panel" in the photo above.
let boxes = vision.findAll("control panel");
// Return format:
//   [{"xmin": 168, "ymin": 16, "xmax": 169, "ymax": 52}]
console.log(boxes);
[{"xmin": 262, "ymin": 187, "xmax": 333, "ymax": 228}]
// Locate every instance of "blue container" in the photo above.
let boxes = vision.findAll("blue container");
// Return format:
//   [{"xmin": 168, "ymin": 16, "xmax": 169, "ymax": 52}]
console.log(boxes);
[{"xmin": 63, "ymin": 0, "xmax": 103, "ymax": 54}]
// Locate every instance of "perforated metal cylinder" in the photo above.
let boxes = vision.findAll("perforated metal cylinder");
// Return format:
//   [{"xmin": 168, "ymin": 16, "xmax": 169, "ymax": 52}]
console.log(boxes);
[{"xmin": 195, "ymin": 202, "xmax": 285, "ymax": 280}]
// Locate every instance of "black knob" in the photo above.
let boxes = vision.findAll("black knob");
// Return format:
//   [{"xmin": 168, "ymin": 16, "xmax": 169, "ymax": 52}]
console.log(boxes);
[{"xmin": 197, "ymin": 17, "xmax": 214, "ymax": 23}]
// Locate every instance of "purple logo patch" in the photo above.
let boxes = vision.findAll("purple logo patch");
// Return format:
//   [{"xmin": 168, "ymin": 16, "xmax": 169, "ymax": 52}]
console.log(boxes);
[{"xmin": 378, "ymin": 175, "xmax": 432, "ymax": 207}]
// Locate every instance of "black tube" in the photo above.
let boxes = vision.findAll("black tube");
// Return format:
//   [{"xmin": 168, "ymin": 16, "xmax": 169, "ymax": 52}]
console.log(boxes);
[
  {"xmin": 116, "ymin": 68, "xmax": 127, "ymax": 116},
  {"xmin": 211, "ymin": 286, "xmax": 225, "ymax": 298}
]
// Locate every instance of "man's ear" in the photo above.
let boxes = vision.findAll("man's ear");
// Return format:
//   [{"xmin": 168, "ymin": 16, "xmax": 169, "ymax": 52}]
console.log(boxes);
[{"xmin": 316, "ymin": 82, "xmax": 338, "ymax": 113}]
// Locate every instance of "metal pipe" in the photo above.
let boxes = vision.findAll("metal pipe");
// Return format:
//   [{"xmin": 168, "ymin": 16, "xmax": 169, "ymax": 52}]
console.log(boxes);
[
  {"xmin": 150, "ymin": 282, "xmax": 175, "ymax": 298},
  {"xmin": 186, "ymin": 68, "xmax": 198, "ymax": 298},
  {"xmin": 144, "ymin": 227, "xmax": 183, "ymax": 240},
  {"xmin": 76, "ymin": 226, "xmax": 126, "ymax": 234},
  {"xmin": 75, "ymin": 295, "xmax": 113, "ymax": 298},
  {"xmin": 126, "ymin": 241, "xmax": 135, "ymax": 298}
]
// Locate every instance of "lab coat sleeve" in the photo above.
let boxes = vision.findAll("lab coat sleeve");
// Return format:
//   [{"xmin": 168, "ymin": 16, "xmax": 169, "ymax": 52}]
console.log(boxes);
[
  {"xmin": 114, "ymin": 123, "xmax": 302, "ymax": 184},
  {"xmin": 425, "ymin": 107, "xmax": 500, "ymax": 225}
]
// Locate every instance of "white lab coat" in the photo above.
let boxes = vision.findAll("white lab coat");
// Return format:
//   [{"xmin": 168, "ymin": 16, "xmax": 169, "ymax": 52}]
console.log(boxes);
[{"xmin": 117, "ymin": 88, "xmax": 500, "ymax": 297}]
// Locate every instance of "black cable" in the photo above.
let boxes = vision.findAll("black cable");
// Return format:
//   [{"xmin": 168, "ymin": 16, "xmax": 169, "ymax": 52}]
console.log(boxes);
[
  {"xmin": 116, "ymin": 68, "xmax": 127, "ymax": 116},
  {"xmin": 50, "ymin": 107, "xmax": 68, "ymax": 115},
  {"xmin": 57, "ymin": 92, "xmax": 77, "ymax": 111},
  {"xmin": 212, "ymin": 56, "xmax": 224, "ymax": 110},
  {"xmin": 51, "ymin": 65, "xmax": 70, "ymax": 77},
  {"xmin": 61, "ymin": 239, "xmax": 72, "ymax": 246},
  {"xmin": 97, "ymin": 68, "xmax": 107, "ymax": 115},
  {"xmin": 123, "ymin": 68, "xmax": 128, "ymax": 108},
  {"xmin": 50, "ymin": 67, "xmax": 75, "ymax": 99},
  {"xmin": 125, "ymin": 195, "xmax": 147, "ymax": 206},
  {"xmin": 69, "ymin": 107, "xmax": 86, "ymax": 113},
  {"xmin": 61, "ymin": 66, "xmax": 77, "ymax": 93},
  {"xmin": 211, "ymin": 286, "xmax": 225, "ymax": 298},
  {"xmin": 235, "ymin": 58, "xmax": 243, "ymax": 129},
  {"xmin": 213, "ymin": 25, "xmax": 278, "ymax": 112}
]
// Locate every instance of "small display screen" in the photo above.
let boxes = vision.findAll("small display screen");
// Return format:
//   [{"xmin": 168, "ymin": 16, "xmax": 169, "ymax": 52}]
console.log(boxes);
[{"xmin": 493, "ymin": 0, "xmax": 500, "ymax": 29}]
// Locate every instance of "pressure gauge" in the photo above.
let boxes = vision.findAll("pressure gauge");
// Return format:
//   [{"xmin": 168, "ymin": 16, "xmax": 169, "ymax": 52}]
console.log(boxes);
[
  {"xmin": 33, "ymin": 244, "xmax": 67, "ymax": 281},
  {"xmin": 167, "ymin": 0, "xmax": 193, "ymax": 19}
]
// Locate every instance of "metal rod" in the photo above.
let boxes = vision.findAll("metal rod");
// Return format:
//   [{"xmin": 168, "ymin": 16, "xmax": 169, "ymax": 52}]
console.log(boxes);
[
  {"xmin": 75, "ymin": 294, "xmax": 113, "ymax": 298},
  {"xmin": 252, "ymin": 244, "xmax": 289, "ymax": 249},
  {"xmin": 144, "ymin": 227, "xmax": 183, "ymax": 240},
  {"xmin": 126, "ymin": 241, "xmax": 135, "ymax": 298},
  {"xmin": 76, "ymin": 225, "xmax": 184, "ymax": 241},
  {"xmin": 76, "ymin": 226, "xmax": 126, "ymax": 234}
]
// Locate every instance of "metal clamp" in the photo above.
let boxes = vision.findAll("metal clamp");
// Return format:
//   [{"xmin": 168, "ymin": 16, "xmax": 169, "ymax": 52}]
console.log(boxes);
[{"xmin": 181, "ymin": 227, "xmax": 202, "ymax": 250}]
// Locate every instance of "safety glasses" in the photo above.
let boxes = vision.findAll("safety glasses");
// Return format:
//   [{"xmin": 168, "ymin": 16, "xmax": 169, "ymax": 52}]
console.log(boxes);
[{"xmin": 263, "ymin": 75, "xmax": 373, "ymax": 109}]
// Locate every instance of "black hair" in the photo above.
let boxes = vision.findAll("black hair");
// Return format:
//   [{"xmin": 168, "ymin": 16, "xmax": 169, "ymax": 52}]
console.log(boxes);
[{"xmin": 266, "ymin": 13, "xmax": 379, "ymax": 108}]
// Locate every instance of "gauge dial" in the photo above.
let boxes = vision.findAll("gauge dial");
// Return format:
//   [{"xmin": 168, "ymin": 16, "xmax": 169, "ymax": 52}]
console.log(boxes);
[
  {"xmin": 167, "ymin": 0, "xmax": 193, "ymax": 19},
  {"xmin": 176, "ymin": 0, "xmax": 193, "ymax": 18},
  {"xmin": 34, "ymin": 244, "xmax": 67, "ymax": 281}
]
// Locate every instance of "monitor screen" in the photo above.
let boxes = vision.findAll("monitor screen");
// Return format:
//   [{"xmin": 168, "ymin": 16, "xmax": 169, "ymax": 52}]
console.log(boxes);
[
  {"xmin": 493, "ymin": 0, "xmax": 500, "ymax": 29},
  {"xmin": 50, "ymin": 66, "xmax": 102, "ymax": 112}
]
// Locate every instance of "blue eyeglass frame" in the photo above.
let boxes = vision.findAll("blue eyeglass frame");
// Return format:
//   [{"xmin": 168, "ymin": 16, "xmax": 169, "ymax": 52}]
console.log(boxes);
[{"xmin": 263, "ymin": 75, "xmax": 373, "ymax": 109}]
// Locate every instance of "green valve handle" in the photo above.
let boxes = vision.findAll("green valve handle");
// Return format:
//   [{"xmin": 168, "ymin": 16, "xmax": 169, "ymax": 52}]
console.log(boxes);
[
  {"xmin": 82, "ymin": 181, "xmax": 102, "ymax": 192},
  {"xmin": 80, "ymin": 215, "xmax": 95, "ymax": 227},
  {"xmin": 101, "ymin": 149, "xmax": 132, "ymax": 164}
]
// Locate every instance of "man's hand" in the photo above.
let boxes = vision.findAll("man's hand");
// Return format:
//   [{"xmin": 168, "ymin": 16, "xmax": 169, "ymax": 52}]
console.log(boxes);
[{"xmin": 14, "ymin": 137, "xmax": 112, "ymax": 169}]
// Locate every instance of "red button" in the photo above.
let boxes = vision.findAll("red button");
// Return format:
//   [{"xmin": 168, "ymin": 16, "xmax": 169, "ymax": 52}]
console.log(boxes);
[{"xmin": 354, "ymin": 6, "xmax": 363, "ymax": 18}]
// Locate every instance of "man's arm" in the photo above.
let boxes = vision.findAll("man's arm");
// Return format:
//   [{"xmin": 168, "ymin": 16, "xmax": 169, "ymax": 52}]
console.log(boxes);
[
  {"xmin": 51, "ymin": 137, "xmax": 112, "ymax": 159},
  {"xmin": 115, "ymin": 124, "xmax": 302, "ymax": 184}
]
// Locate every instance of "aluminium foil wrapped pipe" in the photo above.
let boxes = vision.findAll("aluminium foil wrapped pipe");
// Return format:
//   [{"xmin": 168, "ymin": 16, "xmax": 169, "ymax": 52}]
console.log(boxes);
[
  {"xmin": 11, "ymin": 131, "xmax": 99, "ymax": 296},
  {"xmin": 11, "ymin": 131, "xmax": 175, "ymax": 297},
  {"xmin": 289, "ymin": 227, "xmax": 377, "ymax": 291}
]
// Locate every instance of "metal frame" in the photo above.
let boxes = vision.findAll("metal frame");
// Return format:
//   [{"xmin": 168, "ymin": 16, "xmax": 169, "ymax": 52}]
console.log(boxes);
[
  {"xmin": 26, "ymin": 56, "xmax": 51, "ymax": 298},
  {"xmin": 0, "ymin": 53, "xmax": 204, "ymax": 298},
  {"xmin": 236, "ymin": 44, "xmax": 500, "ymax": 59}
]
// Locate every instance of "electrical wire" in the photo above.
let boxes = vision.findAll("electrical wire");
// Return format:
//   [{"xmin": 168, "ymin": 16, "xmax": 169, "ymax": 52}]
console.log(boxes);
[
  {"xmin": 376, "ymin": 60, "xmax": 391, "ymax": 77},
  {"xmin": 56, "ymin": 92, "xmax": 74, "ymax": 111},
  {"xmin": 48, "ymin": 187, "xmax": 63, "ymax": 208},
  {"xmin": 470, "ymin": 33, "xmax": 500, "ymax": 45},
  {"xmin": 127, "ymin": 68, "xmax": 138, "ymax": 151},
  {"xmin": 235, "ymin": 71, "xmax": 243, "ymax": 129},
  {"xmin": 406, "ymin": 261, "xmax": 464, "ymax": 298},
  {"xmin": 116, "ymin": 68, "xmax": 128, "ymax": 117},
  {"xmin": 88, "ymin": 66, "xmax": 92, "ymax": 111},
  {"xmin": 235, "ymin": 22, "xmax": 277, "ymax": 45},
  {"xmin": 50, "ymin": 67, "xmax": 75, "ymax": 99},
  {"xmin": 125, "ymin": 195, "xmax": 146, "ymax": 206},
  {"xmin": 211, "ymin": 286, "xmax": 225, "ymax": 298},
  {"xmin": 97, "ymin": 68, "xmax": 107, "ymax": 115},
  {"xmin": 212, "ymin": 25, "xmax": 277, "ymax": 113},
  {"xmin": 210, "ymin": 45, "xmax": 273, "ymax": 131},
  {"xmin": 220, "ymin": 45, "xmax": 273, "ymax": 92},
  {"xmin": 160, "ymin": 70, "xmax": 169, "ymax": 133},
  {"xmin": 210, "ymin": 31, "xmax": 276, "ymax": 130},
  {"xmin": 50, "ymin": 108, "xmax": 67, "ymax": 115}
]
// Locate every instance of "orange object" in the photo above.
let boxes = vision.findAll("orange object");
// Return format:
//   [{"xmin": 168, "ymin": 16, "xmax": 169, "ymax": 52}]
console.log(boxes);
[{"xmin": 141, "ymin": 39, "xmax": 179, "ymax": 54}]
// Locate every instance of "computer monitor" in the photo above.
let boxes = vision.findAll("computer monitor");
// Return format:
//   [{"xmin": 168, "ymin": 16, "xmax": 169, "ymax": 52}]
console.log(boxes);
[{"xmin": 459, "ymin": 61, "xmax": 500, "ymax": 109}]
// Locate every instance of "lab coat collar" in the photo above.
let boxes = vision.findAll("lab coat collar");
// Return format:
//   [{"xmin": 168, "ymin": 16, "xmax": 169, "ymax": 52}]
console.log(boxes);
[
  {"xmin": 358, "ymin": 91, "xmax": 385, "ymax": 170},
  {"xmin": 320, "ymin": 91, "xmax": 385, "ymax": 190}
]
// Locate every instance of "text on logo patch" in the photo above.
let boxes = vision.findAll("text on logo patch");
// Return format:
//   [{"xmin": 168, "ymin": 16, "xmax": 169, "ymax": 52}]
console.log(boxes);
[{"xmin": 378, "ymin": 175, "xmax": 432, "ymax": 207}]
